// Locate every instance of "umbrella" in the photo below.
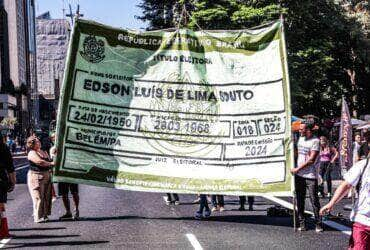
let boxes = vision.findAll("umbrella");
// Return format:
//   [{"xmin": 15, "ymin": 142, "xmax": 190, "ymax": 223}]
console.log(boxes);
[
  {"xmin": 356, "ymin": 122, "xmax": 370, "ymax": 130},
  {"xmin": 291, "ymin": 116, "xmax": 302, "ymax": 131},
  {"xmin": 291, "ymin": 116, "xmax": 301, "ymax": 122},
  {"xmin": 334, "ymin": 118, "xmax": 366, "ymax": 126}
]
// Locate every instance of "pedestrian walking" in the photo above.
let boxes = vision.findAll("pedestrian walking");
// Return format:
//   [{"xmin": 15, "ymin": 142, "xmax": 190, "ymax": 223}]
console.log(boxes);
[
  {"xmin": 26, "ymin": 136, "xmax": 54, "ymax": 223},
  {"xmin": 318, "ymin": 136, "xmax": 338, "ymax": 198},
  {"xmin": 320, "ymin": 155, "xmax": 370, "ymax": 250},
  {"xmin": 194, "ymin": 194, "xmax": 211, "ymax": 219},
  {"xmin": 290, "ymin": 122, "xmax": 322, "ymax": 232},
  {"xmin": 0, "ymin": 135, "xmax": 16, "ymax": 238},
  {"xmin": 211, "ymin": 195, "xmax": 225, "ymax": 212}
]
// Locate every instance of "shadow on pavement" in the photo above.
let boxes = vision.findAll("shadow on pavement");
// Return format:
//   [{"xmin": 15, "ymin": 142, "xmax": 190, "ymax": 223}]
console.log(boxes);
[
  {"xmin": 3, "ymin": 240, "xmax": 109, "ymax": 249},
  {"xmin": 12, "ymin": 234, "xmax": 79, "ymax": 240},
  {"xmin": 228, "ymin": 208, "xmax": 267, "ymax": 212},
  {"xmin": 10, "ymin": 227, "xmax": 66, "ymax": 231},
  {"xmin": 156, "ymin": 215, "xmax": 293, "ymax": 227},
  {"xmin": 46, "ymin": 215, "xmax": 144, "ymax": 223}
]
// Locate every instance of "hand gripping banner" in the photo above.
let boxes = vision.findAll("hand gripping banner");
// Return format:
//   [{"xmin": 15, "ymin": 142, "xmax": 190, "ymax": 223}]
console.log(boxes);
[{"xmin": 54, "ymin": 19, "xmax": 294, "ymax": 196}]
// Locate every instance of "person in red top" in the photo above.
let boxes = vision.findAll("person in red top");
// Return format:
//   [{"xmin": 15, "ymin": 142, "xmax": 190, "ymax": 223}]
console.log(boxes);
[{"xmin": 318, "ymin": 136, "xmax": 338, "ymax": 198}]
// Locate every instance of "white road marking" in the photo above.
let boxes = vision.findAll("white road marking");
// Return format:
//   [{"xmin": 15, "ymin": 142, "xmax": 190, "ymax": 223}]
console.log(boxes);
[
  {"xmin": 0, "ymin": 238, "xmax": 11, "ymax": 248},
  {"xmin": 186, "ymin": 233, "xmax": 203, "ymax": 250},
  {"xmin": 322, "ymin": 220, "xmax": 351, "ymax": 236},
  {"xmin": 15, "ymin": 164, "xmax": 29, "ymax": 171},
  {"xmin": 262, "ymin": 195, "xmax": 352, "ymax": 235}
]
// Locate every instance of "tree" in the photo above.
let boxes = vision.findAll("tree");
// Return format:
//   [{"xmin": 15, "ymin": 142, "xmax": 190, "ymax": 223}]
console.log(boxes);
[
  {"xmin": 136, "ymin": 0, "xmax": 370, "ymax": 117},
  {"xmin": 0, "ymin": 117, "xmax": 17, "ymax": 128}
]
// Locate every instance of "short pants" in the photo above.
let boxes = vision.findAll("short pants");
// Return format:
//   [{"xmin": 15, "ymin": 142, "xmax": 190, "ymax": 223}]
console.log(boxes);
[
  {"xmin": 348, "ymin": 222, "xmax": 370, "ymax": 250},
  {"xmin": 58, "ymin": 182, "xmax": 79, "ymax": 196}
]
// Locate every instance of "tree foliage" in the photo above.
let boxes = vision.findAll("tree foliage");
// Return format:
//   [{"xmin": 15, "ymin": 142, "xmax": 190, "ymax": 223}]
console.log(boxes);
[
  {"xmin": 0, "ymin": 117, "xmax": 17, "ymax": 128},
  {"xmin": 137, "ymin": 0, "xmax": 370, "ymax": 117}
]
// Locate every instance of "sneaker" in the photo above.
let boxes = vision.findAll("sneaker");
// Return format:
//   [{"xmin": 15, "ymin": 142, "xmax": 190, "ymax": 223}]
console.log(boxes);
[
  {"xmin": 238, "ymin": 206, "xmax": 245, "ymax": 211},
  {"xmin": 52, "ymin": 196, "xmax": 57, "ymax": 203},
  {"xmin": 59, "ymin": 212, "xmax": 73, "ymax": 221},
  {"xmin": 315, "ymin": 224, "xmax": 323, "ymax": 233},
  {"xmin": 211, "ymin": 207, "xmax": 218, "ymax": 212},
  {"xmin": 73, "ymin": 210, "xmax": 80, "ymax": 220},
  {"xmin": 43, "ymin": 216, "xmax": 49, "ymax": 222},
  {"xmin": 219, "ymin": 207, "xmax": 225, "ymax": 212},
  {"xmin": 34, "ymin": 218, "xmax": 45, "ymax": 223},
  {"xmin": 204, "ymin": 210, "xmax": 211, "ymax": 218},
  {"xmin": 327, "ymin": 193, "xmax": 332, "ymax": 198},
  {"xmin": 194, "ymin": 211, "xmax": 202, "ymax": 220},
  {"xmin": 174, "ymin": 201, "xmax": 180, "ymax": 205},
  {"xmin": 165, "ymin": 199, "xmax": 172, "ymax": 205}
]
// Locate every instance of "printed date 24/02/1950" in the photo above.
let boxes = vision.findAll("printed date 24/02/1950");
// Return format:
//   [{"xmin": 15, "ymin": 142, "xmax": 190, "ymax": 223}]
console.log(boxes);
[{"xmin": 73, "ymin": 110, "xmax": 133, "ymax": 128}]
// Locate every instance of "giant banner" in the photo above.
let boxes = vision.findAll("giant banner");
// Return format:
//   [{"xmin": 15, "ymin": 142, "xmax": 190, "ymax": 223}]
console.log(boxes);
[{"xmin": 54, "ymin": 19, "xmax": 294, "ymax": 195}]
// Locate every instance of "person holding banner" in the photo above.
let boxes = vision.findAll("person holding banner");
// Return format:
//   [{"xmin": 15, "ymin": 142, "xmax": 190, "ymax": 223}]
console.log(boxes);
[
  {"xmin": 320, "ymin": 156, "xmax": 369, "ymax": 250},
  {"xmin": 239, "ymin": 196, "xmax": 255, "ymax": 211},
  {"xmin": 290, "ymin": 122, "xmax": 322, "ymax": 232},
  {"xmin": 26, "ymin": 136, "xmax": 54, "ymax": 223},
  {"xmin": 165, "ymin": 193, "xmax": 179, "ymax": 205},
  {"xmin": 195, "ymin": 194, "xmax": 211, "ymax": 219},
  {"xmin": 211, "ymin": 195, "xmax": 225, "ymax": 212}
]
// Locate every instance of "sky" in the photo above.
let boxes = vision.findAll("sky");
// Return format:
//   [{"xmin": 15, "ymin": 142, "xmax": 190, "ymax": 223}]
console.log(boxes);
[{"xmin": 35, "ymin": 0, "xmax": 147, "ymax": 30}]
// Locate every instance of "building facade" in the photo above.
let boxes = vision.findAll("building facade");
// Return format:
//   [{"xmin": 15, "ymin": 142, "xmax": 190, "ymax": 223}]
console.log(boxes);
[
  {"xmin": 0, "ymin": 0, "xmax": 37, "ymax": 137},
  {"xmin": 36, "ymin": 13, "xmax": 69, "ymax": 129}
]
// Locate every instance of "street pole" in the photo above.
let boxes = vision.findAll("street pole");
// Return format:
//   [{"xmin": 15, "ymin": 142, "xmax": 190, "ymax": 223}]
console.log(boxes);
[{"xmin": 278, "ymin": 1, "xmax": 296, "ymax": 231}]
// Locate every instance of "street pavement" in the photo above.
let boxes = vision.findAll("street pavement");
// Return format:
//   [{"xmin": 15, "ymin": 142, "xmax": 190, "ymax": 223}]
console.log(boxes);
[{"xmin": 2, "ymin": 158, "xmax": 352, "ymax": 249}]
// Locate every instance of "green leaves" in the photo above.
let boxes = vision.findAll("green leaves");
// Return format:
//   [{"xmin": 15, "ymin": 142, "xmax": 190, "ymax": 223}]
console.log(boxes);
[
  {"xmin": 137, "ymin": 0, "xmax": 370, "ymax": 117},
  {"xmin": 232, "ymin": 4, "xmax": 281, "ymax": 26}
]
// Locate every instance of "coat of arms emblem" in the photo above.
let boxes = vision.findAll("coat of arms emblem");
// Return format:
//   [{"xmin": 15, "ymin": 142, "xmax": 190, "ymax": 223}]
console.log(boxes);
[{"xmin": 80, "ymin": 35, "xmax": 105, "ymax": 63}]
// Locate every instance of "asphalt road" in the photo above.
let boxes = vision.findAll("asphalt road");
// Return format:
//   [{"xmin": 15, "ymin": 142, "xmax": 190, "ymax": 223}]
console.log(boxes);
[{"xmin": 2, "ymin": 163, "xmax": 351, "ymax": 250}]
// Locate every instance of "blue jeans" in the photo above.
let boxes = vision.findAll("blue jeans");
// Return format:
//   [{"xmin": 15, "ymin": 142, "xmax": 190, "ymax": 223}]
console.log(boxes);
[{"xmin": 197, "ymin": 195, "xmax": 210, "ymax": 213}]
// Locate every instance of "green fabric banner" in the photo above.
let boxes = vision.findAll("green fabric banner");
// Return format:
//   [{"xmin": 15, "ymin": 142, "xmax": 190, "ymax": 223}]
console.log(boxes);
[{"xmin": 54, "ymin": 19, "xmax": 293, "ymax": 196}]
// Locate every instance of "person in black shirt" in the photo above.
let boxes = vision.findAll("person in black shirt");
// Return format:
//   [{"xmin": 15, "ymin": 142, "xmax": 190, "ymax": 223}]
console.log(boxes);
[{"xmin": 0, "ymin": 134, "xmax": 16, "ymax": 231}]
